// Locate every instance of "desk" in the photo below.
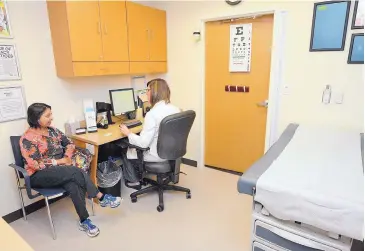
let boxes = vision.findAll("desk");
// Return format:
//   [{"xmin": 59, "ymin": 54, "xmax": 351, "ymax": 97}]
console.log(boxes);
[
  {"xmin": 0, "ymin": 218, "xmax": 34, "ymax": 251},
  {"xmin": 70, "ymin": 118, "xmax": 143, "ymax": 186}
]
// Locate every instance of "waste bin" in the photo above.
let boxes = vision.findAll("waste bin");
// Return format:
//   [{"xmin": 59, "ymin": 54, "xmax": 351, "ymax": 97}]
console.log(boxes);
[{"xmin": 97, "ymin": 157, "xmax": 123, "ymax": 197}]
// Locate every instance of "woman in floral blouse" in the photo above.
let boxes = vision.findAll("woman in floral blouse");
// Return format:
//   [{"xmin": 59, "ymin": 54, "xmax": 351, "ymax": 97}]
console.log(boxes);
[{"xmin": 20, "ymin": 103, "xmax": 122, "ymax": 237}]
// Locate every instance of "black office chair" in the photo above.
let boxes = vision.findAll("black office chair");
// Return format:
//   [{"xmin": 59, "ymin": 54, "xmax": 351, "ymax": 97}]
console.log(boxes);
[
  {"xmin": 9, "ymin": 136, "xmax": 95, "ymax": 239},
  {"xmin": 124, "ymin": 110, "xmax": 196, "ymax": 212}
]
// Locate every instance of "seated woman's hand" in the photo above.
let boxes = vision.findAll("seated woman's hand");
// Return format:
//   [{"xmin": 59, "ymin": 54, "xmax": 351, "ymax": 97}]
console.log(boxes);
[
  {"xmin": 57, "ymin": 157, "xmax": 72, "ymax": 166},
  {"xmin": 138, "ymin": 93, "xmax": 149, "ymax": 103},
  {"xmin": 119, "ymin": 124, "xmax": 131, "ymax": 136}
]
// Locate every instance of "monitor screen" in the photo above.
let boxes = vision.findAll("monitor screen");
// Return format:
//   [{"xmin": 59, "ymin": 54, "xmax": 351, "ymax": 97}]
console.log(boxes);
[{"xmin": 109, "ymin": 88, "xmax": 136, "ymax": 115}]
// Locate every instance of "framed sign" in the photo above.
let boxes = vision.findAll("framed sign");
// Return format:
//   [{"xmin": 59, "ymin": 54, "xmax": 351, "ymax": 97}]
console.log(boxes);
[
  {"xmin": 229, "ymin": 23, "xmax": 252, "ymax": 72},
  {"xmin": 0, "ymin": 85, "xmax": 27, "ymax": 123},
  {"xmin": 348, "ymin": 33, "xmax": 364, "ymax": 64},
  {"xmin": 309, "ymin": 1, "xmax": 351, "ymax": 51},
  {"xmin": 352, "ymin": 0, "xmax": 364, "ymax": 29},
  {"xmin": 0, "ymin": 44, "xmax": 21, "ymax": 80},
  {"xmin": 0, "ymin": 1, "xmax": 13, "ymax": 38}
]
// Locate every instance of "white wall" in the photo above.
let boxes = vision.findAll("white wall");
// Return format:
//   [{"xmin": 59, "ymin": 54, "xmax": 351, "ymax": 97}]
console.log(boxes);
[
  {"xmin": 1, "ymin": 0, "xmax": 363, "ymax": 217},
  {"xmin": 0, "ymin": 1, "xmax": 160, "ymax": 217},
  {"xmin": 150, "ymin": 0, "xmax": 364, "ymax": 163}
]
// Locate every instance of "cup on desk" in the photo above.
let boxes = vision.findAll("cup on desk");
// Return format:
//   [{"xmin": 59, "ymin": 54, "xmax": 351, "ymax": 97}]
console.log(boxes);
[{"xmin": 135, "ymin": 107, "xmax": 143, "ymax": 120}]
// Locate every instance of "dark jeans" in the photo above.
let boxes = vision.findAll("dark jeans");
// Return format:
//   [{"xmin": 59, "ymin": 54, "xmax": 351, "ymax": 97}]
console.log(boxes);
[
  {"xmin": 30, "ymin": 166, "xmax": 99, "ymax": 222},
  {"xmin": 121, "ymin": 153, "xmax": 141, "ymax": 183}
]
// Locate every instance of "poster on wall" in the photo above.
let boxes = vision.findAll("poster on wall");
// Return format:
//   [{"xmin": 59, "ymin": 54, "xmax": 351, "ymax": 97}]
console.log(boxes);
[
  {"xmin": 309, "ymin": 1, "xmax": 350, "ymax": 51},
  {"xmin": 229, "ymin": 23, "xmax": 252, "ymax": 72},
  {"xmin": 0, "ymin": 85, "xmax": 27, "ymax": 123},
  {"xmin": 352, "ymin": 0, "xmax": 364, "ymax": 29},
  {"xmin": 0, "ymin": 1, "xmax": 12, "ymax": 38},
  {"xmin": 347, "ymin": 33, "xmax": 364, "ymax": 64},
  {"xmin": 0, "ymin": 44, "xmax": 21, "ymax": 80}
]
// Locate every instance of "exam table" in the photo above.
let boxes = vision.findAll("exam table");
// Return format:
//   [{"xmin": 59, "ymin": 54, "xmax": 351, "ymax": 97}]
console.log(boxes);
[{"xmin": 238, "ymin": 124, "xmax": 364, "ymax": 251}]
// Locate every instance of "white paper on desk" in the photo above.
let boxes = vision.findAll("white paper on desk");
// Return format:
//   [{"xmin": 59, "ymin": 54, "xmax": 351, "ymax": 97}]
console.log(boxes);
[{"xmin": 86, "ymin": 143, "xmax": 95, "ymax": 155}]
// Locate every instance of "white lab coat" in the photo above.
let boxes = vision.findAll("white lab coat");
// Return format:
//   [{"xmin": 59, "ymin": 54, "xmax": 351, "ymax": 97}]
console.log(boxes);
[{"xmin": 127, "ymin": 100, "xmax": 180, "ymax": 162}]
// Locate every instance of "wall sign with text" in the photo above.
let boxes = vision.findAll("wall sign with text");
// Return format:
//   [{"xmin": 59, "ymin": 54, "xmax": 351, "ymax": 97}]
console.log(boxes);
[
  {"xmin": 0, "ymin": 44, "xmax": 21, "ymax": 80},
  {"xmin": 229, "ymin": 23, "xmax": 252, "ymax": 72}
]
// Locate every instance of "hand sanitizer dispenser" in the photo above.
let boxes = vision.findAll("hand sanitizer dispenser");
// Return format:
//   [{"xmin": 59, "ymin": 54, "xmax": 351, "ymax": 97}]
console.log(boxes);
[
  {"xmin": 83, "ymin": 99, "xmax": 97, "ymax": 133},
  {"xmin": 322, "ymin": 85, "xmax": 331, "ymax": 104}
]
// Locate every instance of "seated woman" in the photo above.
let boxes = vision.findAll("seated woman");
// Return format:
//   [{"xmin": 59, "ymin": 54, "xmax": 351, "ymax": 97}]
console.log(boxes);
[
  {"xmin": 20, "ymin": 103, "xmax": 122, "ymax": 238},
  {"xmin": 119, "ymin": 78, "xmax": 180, "ymax": 188}
]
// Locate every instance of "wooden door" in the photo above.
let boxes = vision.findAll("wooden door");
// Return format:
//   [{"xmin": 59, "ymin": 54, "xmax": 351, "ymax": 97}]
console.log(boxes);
[
  {"xmin": 126, "ymin": 2, "xmax": 150, "ymax": 61},
  {"xmin": 205, "ymin": 15, "xmax": 274, "ymax": 173},
  {"xmin": 99, "ymin": 1, "xmax": 129, "ymax": 62},
  {"xmin": 148, "ymin": 7, "xmax": 167, "ymax": 62},
  {"xmin": 66, "ymin": 1, "xmax": 103, "ymax": 62}
]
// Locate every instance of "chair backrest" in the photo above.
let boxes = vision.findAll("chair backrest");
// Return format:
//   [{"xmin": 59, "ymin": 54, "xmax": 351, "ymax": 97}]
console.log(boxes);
[
  {"xmin": 10, "ymin": 136, "xmax": 25, "ymax": 176},
  {"xmin": 157, "ymin": 110, "xmax": 196, "ymax": 160}
]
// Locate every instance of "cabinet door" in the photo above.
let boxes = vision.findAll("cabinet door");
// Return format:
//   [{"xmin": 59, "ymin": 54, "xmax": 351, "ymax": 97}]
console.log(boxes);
[
  {"xmin": 148, "ymin": 7, "xmax": 167, "ymax": 62},
  {"xmin": 99, "ymin": 1, "xmax": 129, "ymax": 62},
  {"xmin": 66, "ymin": 1, "xmax": 103, "ymax": 62},
  {"xmin": 126, "ymin": 2, "xmax": 150, "ymax": 61}
]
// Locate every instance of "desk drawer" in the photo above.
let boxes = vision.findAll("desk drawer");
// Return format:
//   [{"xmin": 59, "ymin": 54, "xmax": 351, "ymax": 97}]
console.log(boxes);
[{"xmin": 254, "ymin": 220, "xmax": 340, "ymax": 251}]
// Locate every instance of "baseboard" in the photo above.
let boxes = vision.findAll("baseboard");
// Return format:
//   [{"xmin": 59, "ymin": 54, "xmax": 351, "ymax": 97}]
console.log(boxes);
[
  {"xmin": 205, "ymin": 165, "xmax": 243, "ymax": 176},
  {"xmin": 2, "ymin": 194, "xmax": 67, "ymax": 224},
  {"xmin": 182, "ymin": 158, "xmax": 197, "ymax": 167}
]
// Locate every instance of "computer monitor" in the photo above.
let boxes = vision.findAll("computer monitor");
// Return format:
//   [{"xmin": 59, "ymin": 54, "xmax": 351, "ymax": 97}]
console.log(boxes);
[{"xmin": 109, "ymin": 88, "xmax": 136, "ymax": 116}]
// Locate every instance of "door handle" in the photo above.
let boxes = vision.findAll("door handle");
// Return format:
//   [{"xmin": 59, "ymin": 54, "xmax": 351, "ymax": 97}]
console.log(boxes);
[{"xmin": 256, "ymin": 100, "xmax": 268, "ymax": 108}]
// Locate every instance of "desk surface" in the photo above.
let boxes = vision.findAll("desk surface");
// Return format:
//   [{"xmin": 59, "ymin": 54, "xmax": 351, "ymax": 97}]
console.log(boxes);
[
  {"xmin": 0, "ymin": 219, "xmax": 34, "ymax": 251},
  {"xmin": 70, "ymin": 119, "xmax": 143, "ymax": 146}
]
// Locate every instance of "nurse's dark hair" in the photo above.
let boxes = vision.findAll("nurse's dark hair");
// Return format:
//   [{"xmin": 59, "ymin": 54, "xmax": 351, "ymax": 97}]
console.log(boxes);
[{"xmin": 27, "ymin": 103, "xmax": 51, "ymax": 128}]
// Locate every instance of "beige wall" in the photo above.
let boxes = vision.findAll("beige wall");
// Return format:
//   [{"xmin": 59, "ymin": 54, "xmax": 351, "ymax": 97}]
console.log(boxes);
[
  {"xmin": 0, "ymin": 1, "xmax": 160, "ymax": 217},
  {"xmin": 0, "ymin": 0, "xmax": 363, "ymax": 217},
  {"xmin": 151, "ymin": 0, "xmax": 364, "ymax": 163}
]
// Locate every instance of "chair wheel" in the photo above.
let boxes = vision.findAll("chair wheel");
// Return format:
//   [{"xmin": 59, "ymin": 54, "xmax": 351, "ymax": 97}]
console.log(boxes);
[
  {"xmin": 186, "ymin": 192, "xmax": 191, "ymax": 199},
  {"xmin": 157, "ymin": 205, "xmax": 164, "ymax": 212},
  {"xmin": 131, "ymin": 197, "xmax": 137, "ymax": 203}
]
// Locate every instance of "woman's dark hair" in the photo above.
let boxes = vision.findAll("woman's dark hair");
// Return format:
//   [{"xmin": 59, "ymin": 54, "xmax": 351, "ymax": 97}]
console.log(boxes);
[
  {"xmin": 27, "ymin": 103, "xmax": 51, "ymax": 128},
  {"xmin": 146, "ymin": 78, "xmax": 171, "ymax": 107}
]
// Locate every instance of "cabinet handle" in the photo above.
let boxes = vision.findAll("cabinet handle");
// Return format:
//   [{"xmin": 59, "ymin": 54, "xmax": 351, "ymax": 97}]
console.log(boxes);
[
  {"xmin": 97, "ymin": 21, "xmax": 101, "ymax": 34},
  {"xmin": 104, "ymin": 23, "xmax": 108, "ymax": 35}
]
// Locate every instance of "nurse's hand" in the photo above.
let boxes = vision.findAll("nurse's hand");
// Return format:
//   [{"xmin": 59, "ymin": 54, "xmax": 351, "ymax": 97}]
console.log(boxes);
[{"xmin": 119, "ymin": 124, "xmax": 131, "ymax": 136}]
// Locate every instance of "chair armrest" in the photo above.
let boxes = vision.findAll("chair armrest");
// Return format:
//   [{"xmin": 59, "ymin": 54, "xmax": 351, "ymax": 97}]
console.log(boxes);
[
  {"xmin": 115, "ymin": 138, "xmax": 150, "ymax": 151},
  {"xmin": 127, "ymin": 143, "xmax": 150, "ymax": 152},
  {"xmin": 9, "ymin": 164, "xmax": 41, "ymax": 199}
]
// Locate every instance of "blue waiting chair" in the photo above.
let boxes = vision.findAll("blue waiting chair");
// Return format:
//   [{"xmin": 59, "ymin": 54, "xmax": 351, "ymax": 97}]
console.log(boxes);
[{"xmin": 9, "ymin": 136, "xmax": 94, "ymax": 240}]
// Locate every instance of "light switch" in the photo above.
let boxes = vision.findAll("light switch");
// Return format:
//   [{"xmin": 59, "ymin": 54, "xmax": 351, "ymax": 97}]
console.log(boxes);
[
  {"xmin": 334, "ymin": 92, "xmax": 344, "ymax": 104},
  {"xmin": 282, "ymin": 86, "xmax": 290, "ymax": 95}
]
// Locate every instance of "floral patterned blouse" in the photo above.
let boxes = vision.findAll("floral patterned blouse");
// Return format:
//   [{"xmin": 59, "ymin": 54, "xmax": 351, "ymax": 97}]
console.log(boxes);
[{"xmin": 19, "ymin": 127, "xmax": 75, "ymax": 176}]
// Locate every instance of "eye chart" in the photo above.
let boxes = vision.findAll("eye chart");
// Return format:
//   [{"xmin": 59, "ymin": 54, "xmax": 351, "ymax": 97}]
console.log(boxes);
[{"xmin": 229, "ymin": 23, "xmax": 252, "ymax": 72}]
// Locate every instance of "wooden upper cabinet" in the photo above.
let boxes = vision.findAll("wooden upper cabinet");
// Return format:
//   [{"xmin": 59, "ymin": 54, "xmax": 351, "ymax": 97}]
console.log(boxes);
[
  {"xmin": 148, "ymin": 8, "xmax": 167, "ymax": 62},
  {"xmin": 126, "ymin": 2, "xmax": 150, "ymax": 61},
  {"xmin": 47, "ymin": 0, "xmax": 167, "ymax": 77},
  {"xmin": 126, "ymin": 2, "xmax": 167, "ymax": 63},
  {"xmin": 66, "ymin": 1, "xmax": 103, "ymax": 62},
  {"xmin": 99, "ymin": 1, "xmax": 129, "ymax": 62}
]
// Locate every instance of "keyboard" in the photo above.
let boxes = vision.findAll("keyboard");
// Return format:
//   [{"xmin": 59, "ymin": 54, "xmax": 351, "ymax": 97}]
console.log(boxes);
[{"xmin": 123, "ymin": 119, "xmax": 142, "ymax": 129}]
